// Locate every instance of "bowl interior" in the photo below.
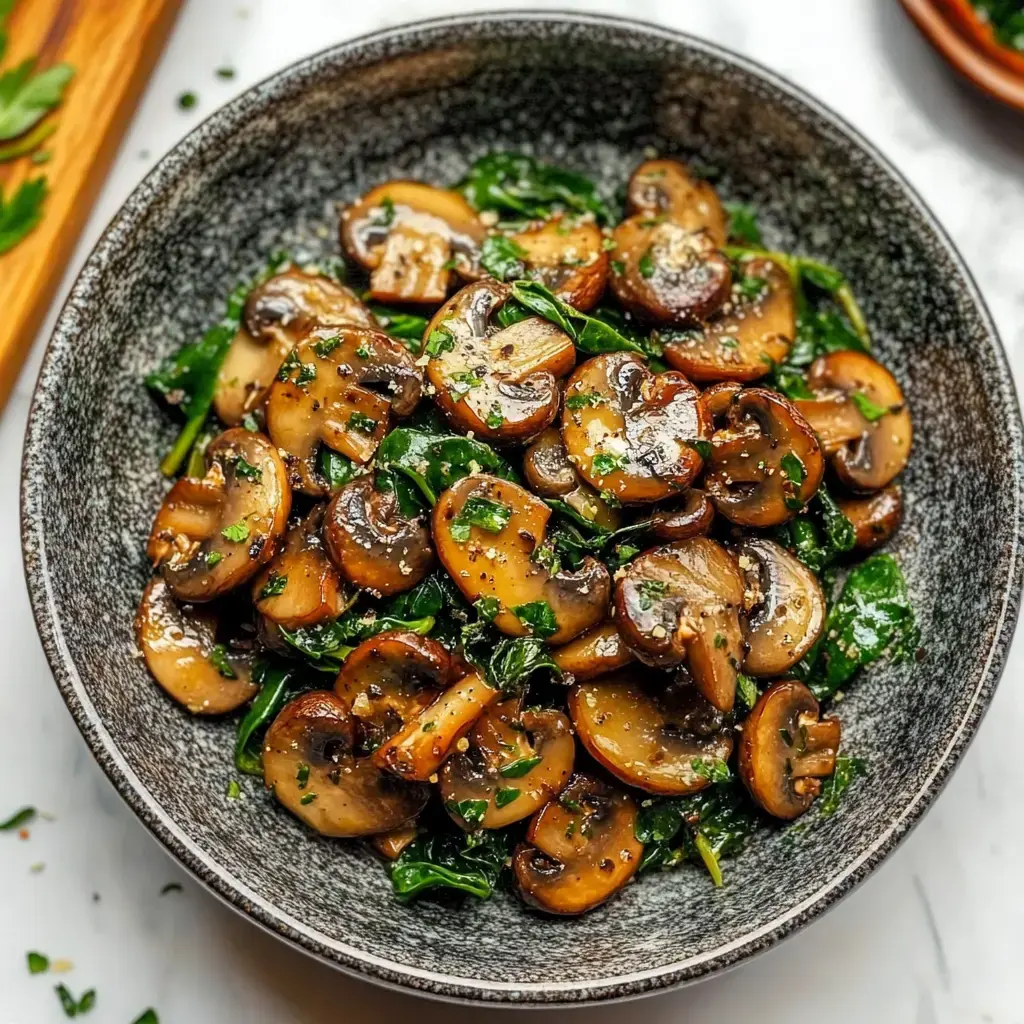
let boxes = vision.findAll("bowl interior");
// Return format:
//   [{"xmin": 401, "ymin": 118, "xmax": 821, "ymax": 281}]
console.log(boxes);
[{"xmin": 22, "ymin": 13, "xmax": 1023, "ymax": 1003}]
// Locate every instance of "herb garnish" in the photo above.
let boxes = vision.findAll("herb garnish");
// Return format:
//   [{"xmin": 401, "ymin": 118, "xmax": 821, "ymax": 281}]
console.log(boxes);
[
  {"xmin": 1, "ymin": 806, "xmax": 35, "ymax": 830},
  {"xmin": 450, "ymin": 495, "xmax": 512, "ymax": 542}
]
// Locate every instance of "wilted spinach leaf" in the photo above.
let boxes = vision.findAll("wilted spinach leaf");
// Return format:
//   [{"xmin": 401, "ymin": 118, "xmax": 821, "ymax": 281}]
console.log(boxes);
[
  {"xmin": 369, "ymin": 303, "xmax": 429, "ymax": 351},
  {"xmin": 281, "ymin": 609, "xmax": 434, "ymax": 672},
  {"xmin": 819, "ymin": 755, "xmax": 869, "ymax": 816},
  {"xmin": 480, "ymin": 234, "xmax": 527, "ymax": 280},
  {"xmin": 234, "ymin": 660, "xmax": 304, "ymax": 775},
  {"xmin": 390, "ymin": 828, "xmax": 512, "ymax": 901},
  {"xmin": 724, "ymin": 201, "xmax": 762, "ymax": 246}
]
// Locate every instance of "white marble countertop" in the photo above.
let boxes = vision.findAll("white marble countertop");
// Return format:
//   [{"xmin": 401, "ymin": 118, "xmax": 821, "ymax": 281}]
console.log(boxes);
[{"xmin": 2, "ymin": 1, "xmax": 1023, "ymax": 1021}]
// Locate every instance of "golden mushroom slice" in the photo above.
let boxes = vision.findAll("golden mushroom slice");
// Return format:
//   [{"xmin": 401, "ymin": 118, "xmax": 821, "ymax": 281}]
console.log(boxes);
[
  {"xmin": 252, "ymin": 506, "xmax": 345, "ymax": 629},
  {"xmin": 552, "ymin": 620, "xmax": 635, "ymax": 680},
  {"xmin": 424, "ymin": 279, "xmax": 576, "ymax": 442},
  {"xmin": 505, "ymin": 215, "xmax": 610, "ymax": 310},
  {"xmin": 440, "ymin": 697, "xmax": 575, "ymax": 830},
  {"xmin": 610, "ymin": 160, "xmax": 731, "ymax": 325},
  {"xmin": 522, "ymin": 427, "xmax": 621, "ymax": 531},
  {"xmin": 432, "ymin": 475, "xmax": 610, "ymax": 645},
  {"xmin": 371, "ymin": 825, "xmax": 419, "ymax": 860},
  {"xmin": 702, "ymin": 383, "xmax": 823, "ymax": 527},
  {"xmin": 340, "ymin": 181, "xmax": 487, "ymax": 303},
  {"xmin": 561, "ymin": 352, "xmax": 709, "ymax": 504},
  {"xmin": 135, "ymin": 577, "xmax": 258, "ymax": 715},
  {"xmin": 569, "ymin": 670, "xmax": 733, "ymax": 795},
  {"xmin": 737, "ymin": 538, "xmax": 825, "ymax": 677},
  {"xmin": 147, "ymin": 429, "xmax": 290, "ymax": 603},
  {"xmin": 512, "ymin": 774, "xmax": 643, "ymax": 916},
  {"xmin": 263, "ymin": 690, "xmax": 428, "ymax": 837},
  {"xmin": 738, "ymin": 680, "xmax": 841, "ymax": 820},
  {"xmin": 324, "ymin": 476, "xmax": 433, "ymax": 596},
  {"xmin": 640, "ymin": 488, "xmax": 714, "ymax": 541},
  {"xmin": 214, "ymin": 268, "xmax": 375, "ymax": 426},
  {"xmin": 334, "ymin": 631, "xmax": 451, "ymax": 755},
  {"xmin": 660, "ymin": 257, "xmax": 796, "ymax": 382},
  {"xmin": 614, "ymin": 538, "xmax": 744, "ymax": 713},
  {"xmin": 837, "ymin": 484, "xmax": 903, "ymax": 551},
  {"xmin": 793, "ymin": 351, "xmax": 912, "ymax": 492}
]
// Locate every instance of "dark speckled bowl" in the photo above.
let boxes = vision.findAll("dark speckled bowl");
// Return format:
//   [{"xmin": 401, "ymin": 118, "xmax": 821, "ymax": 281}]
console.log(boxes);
[{"xmin": 20, "ymin": 11, "xmax": 1024, "ymax": 1005}]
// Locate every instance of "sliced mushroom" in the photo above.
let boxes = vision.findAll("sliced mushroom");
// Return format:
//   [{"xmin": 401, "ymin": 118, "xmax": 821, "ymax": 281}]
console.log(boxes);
[
  {"xmin": 610, "ymin": 160, "xmax": 731, "ymax": 325},
  {"xmin": 837, "ymin": 484, "xmax": 903, "ymax": 551},
  {"xmin": 324, "ymin": 476, "xmax": 433, "ymax": 596},
  {"xmin": 507, "ymin": 215, "xmax": 609, "ymax": 310},
  {"xmin": 614, "ymin": 538, "xmax": 744, "ymax": 713},
  {"xmin": 440, "ymin": 697, "xmax": 575, "ymax": 829},
  {"xmin": 432, "ymin": 475, "xmax": 610, "ymax": 645},
  {"xmin": 374, "ymin": 671, "xmax": 502, "ymax": 781},
  {"xmin": 424, "ymin": 279, "xmax": 576, "ymax": 442},
  {"xmin": 214, "ymin": 269, "xmax": 375, "ymax": 425},
  {"xmin": 640, "ymin": 488, "xmax": 714, "ymax": 540},
  {"xmin": 737, "ymin": 538, "xmax": 825, "ymax": 677},
  {"xmin": 340, "ymin": 181, "xmax": 487, "ymax": 303},
  {"xmin": 371, "ymin": 825, "xmax": 418, "ymax": 860},
  {"xmin": 135, "ymin": 577, "xmax": 258, "ymax": 714},
  {"xmin": 569, "ymin": 670, "xmax": 732, "ymax": 795},
  {"xmin": 334, "ymin": 631, "xmax": 451, "ymax": 755},
  {"xmin": 512, "ymin": 774, "xmax": 642, "ymax": 916},
  {"xmin": 263, "ymin": 690, "xmax": 428, "ymax": 837},
  {"xmin": 252, "ymin": 506, "xmax": 345, "ymax": 629},
  {"xmin": 561, "ymin": 352, "xmax": 709, "ymax": 504},
  {"xmin": 703, "ymin": 383, "xmax": 823, "ymax": 527},
  {"xmin": 738, "ymin": 680, "xmax": 841, "ymax": 820},
  {"xmin": 265, "ymin": 325, "xmax": 421, "ymax": 494},
  {"xmin": 552, "ymin": 620, "xmax": 635, "ymax": 680},
  {"xmin": 660, "ymin": 257, "xmax": 796, "ymax": 382},
  {"xmin": 793, "ymin": 351, "xmax": 912, "ymax": 492},
  {"xmin": 147, "ymin": 429, "xmax": 290, "ymax": 602},
  {"xmin": 523, "ymin": 427, "xmax": 621, "ymax": 531}
]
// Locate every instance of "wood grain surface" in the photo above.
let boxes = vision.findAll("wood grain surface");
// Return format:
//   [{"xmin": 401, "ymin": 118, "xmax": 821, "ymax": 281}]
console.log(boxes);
[{"xmin": 0, "ymin": 0, "xmax": 182, "ymax": 410}]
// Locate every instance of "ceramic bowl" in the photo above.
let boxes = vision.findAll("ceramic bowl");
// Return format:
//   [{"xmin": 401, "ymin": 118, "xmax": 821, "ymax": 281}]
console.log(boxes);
[{"xmin": 21, "ymin": 11, "xmax": 1024, "ymax": 1005}]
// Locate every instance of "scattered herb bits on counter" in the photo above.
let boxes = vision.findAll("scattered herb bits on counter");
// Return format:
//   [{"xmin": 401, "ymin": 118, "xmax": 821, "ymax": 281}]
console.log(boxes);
[{"xmin": 138, "ymin": 152, "xmax": 916, "ymax": 916}]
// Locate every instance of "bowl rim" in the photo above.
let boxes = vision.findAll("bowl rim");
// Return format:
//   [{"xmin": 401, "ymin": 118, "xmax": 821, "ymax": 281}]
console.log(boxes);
[{"xmin": 19, "ymin": 8, "xmax": 1024, "ymax": 1006}]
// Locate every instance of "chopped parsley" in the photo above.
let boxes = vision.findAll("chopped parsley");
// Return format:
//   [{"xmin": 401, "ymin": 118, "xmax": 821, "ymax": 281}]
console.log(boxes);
[
  {"xmin": 205, "ymin": 551, "xmax": 223, "ymax": 568},
  {"xmin": 258, "ymin": 572, "xmax": 288, "ymax": 600},
  {"xmin": 226, "ymin": 780, "xmax": 241, "ymax": 800},
  {"xmin": 1, "ymin": 807, "xmax": 36, "ymax": 830},
  {"xmin": 177, "ymin": 91, "xmax": 197, "ymax": 110},
  {"xmin": 565, "ymin": 390, "xmax": 604, "ymax": 410},
  {"xmin": 233, "ymin": 455, "xmax": 262, "ymax": 481},
  {"xmin": 495, "ymin": 787, "xmax": 521, "ymax": 808},
  {"xmin": 638, "ymin": 246, "xmax": 656, "ymax": 279},
  {"xmin": 780, "ymin": 451, "xmax": 806, "ymax": 485},
  {"xmin": 220, "ymin": 520, "xmax": 249, "ymax": 543},
  {"xmin": 425, "ymin": 326, "xmax": 456, "ymax": 357},
  {"xmin": 687, "ymin": 439, "xmax": 713, "ymax": 461},
  {"xmin": 450, "ymin": 495, "xmax": 512, "ymax": 543},
  {"xmin": 241, "ymin": 412, "xmax": 260, "ymax": 432},
  {"xmin": 474, "ymin": 596, "xmax": 501, "ymax": 621},
  {"xmin": 499, "ymin": 755, "xmax": 543, "ymax": 778},
  {"xmin": 713, "ymin": 632, "xmax": 727, "ymax": 649},
  {"xmin": 207, "ymin": 645, "xmax": 237, "ymax": 679},
  {"xmin": 690, "ymin": 758, "xmax": 731, "ymax": 782},
  {"xmin": 373, "ymin": 196, "xmax": 395, "ymax": 227},
  {"xmin": 312, "ymin": 334, "xmax": 342, "ymax": 358},
  {"xmin": 300, "ymin": 793, "xmax": 317, "ymax": 805},
  {"xmin": 734, "ymin": 274, "xmax": 767, "ymax": 302},
  {"xmin": 592, "ymin": 452, "xmax": 625, "ymax": 476},
  {"xmin": 446, "ymin": 798, "xmax": 488, "ymax": 827},
  {"xmin": 512, "ymin": 600, "xmax": 558, "ymax": 639},
  {"xmin": 55, "ymin": 983, "xmax": 95, "ymax": 1017},
  {"xmin": 448, "ymin": 371, "xmax": 483, "ymax": 399},
  {"xmin": 348, "ymin": 411, "xmax": 378, "ymax": 434},
  {"xmin": 296, "ymin": 764, "xmax": 310, "ymax": 788},
  {"xmin": 850, "ymin": 390, "xmax": 890, "ymax": 422},
  {"xmin": 485, "ymin": 405, "xmax": 504, "ymax": 430},
  {"xmin": 27, "ymin": 951, "xmax": 49, "ymax": 974},
  {"xmin": 637, "ymin": 578, "xmax": 668, "ymax": 611}
]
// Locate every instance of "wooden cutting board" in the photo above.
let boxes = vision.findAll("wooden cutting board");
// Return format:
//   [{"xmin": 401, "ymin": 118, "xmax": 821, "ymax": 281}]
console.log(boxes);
[{"xmin": 0, "ymin": 0, "xmax": 182, "ymax": 411}]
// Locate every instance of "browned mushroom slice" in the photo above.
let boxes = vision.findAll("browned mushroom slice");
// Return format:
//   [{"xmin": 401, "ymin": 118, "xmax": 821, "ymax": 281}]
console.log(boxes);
[
  {"xmin": 512, "ymin": 774, "xmax": 642, "ymax": 916},
  {"xmin": 334, "ymin": 631, "xmax": 451, "ymax": 754},
  {"xmin": 432, "ymin": 475, "xmax": 610, "ymax": 645},
  {"xmin": 506, "ymin": 215, "xmax": 609, "ymax": 311},
  {"xmin": 324, "ymin": 476, "xmax": 433, "ymax": 596},
  {"xmin": 624, "ymin": 159, "xmax": 728, "ymax": 246},
  {"xmin": 135, "ymin": 577, "xmax": 258, "ymax": 715},
  {"xmin": 148, "ymin": 429, "xmax": 291, "ymax": 603},
  {"xmin": 660, "ymin": 257, "xmax": 796, "ymax": 382},
  {"xmin": 569, "ymin": 671, "xmax": 732, "ymax": 795},
  {"xmin": 837, "ymin": 484, "xmax": 903, "ymax": 551},
  {"xmin": 552, "ymin": 620, "xmax": 635, "ymax": 680},
  {"xmin": 214, "ymin": 269, "xmax": 376, "ymax": 425},
  {"xmin": 738, "ymin": 680, "xmax": 841, "ymax": 820},
  {"xmin": 374, "ymin": 671, "xmax": 502, "ymax": 781},
  {"xmin": 440, "ymin": 698, "xmax": 575, "ymax": 829},
  {"xmin": 263, "ymin": 690, "xmax": 428, "ymax": 837},
  {"xmin": 340, "ymin": 181, "xmax": 487, "ymax": 303},
  {"xmin": 561, "ymin": 352, "xmax": 709, "ymax": 504},
  {"xmin": 614, "ymin": 538, "xmax": 743, "ymax": 713},
  {"xmin": 641, "ymin": 488, "xmax": 714, "ymax": 540},
  {"xmin": 522, "ymin": 427, "xmax": 621, "ymax": 531},
  {"xmin": 252, "ymin": 506, "xmax": 344, "ymax": 629},
  {"xmin": 703, "ymin": 384, "xmax": 824, "ymax": 527},
  {"xmin": 265, "ymin": 325, "xmax": 421, "ymax": 494},
  {"xmin": 424, "ymin": 279, "xmax": 576, "ymax": 442},
  {"xmin": 793, "ymin": 351, "xmax": 912, "ymax": 492},
  {"xmin": 737, "ymin": 538, "xmax": 825, "ymax": 677},
  {"xmin": 371, "ymin": 825, "xmax": 418, "ymax": 860}
]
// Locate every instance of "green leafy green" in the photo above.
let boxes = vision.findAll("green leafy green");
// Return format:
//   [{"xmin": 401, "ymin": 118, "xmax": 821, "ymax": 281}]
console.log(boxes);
[
  {"xmin": 736, "ymin": 673, "xmax": 760, "ymax": 711},
  {"xmin": 281, "ymin": 610, "xmax": 433, "ymax": 673},
  {"xmin": 495, "ymin": 788, "xmax": 520, "ymax": 808},
  {"xmin": 690, "ymin": 758, "xmax": 731, "ymax": 783},
  {"xmin": 0, "ymin": 176, "xmax": 46, "ymax": 254},
  {"xmin": 450, "ymin": 495, "xmax": 512, "ymax": 542},
  {"xmin": 461, "ymin": 611, "xmax": 561, "ymax": 695},
  {"xmin": 258, "ymin": 572, "xmax": 288, "ymax": 600},
  {"xmin": 819, "ymin": 756, "xmax": 869, "ymax": 816},
  {"xmin": 207, "ymin": 644, "xmax": 237, "ymax": 679},
  {"xmin": 780, "ymin": 484, "xmax": 856, "ymax": 574},
  {"xmin": 511, "ymin": 600, "xmax": 558, "ymax": 639},
  {"xmin": 445, "ymin": 798, "xmax": 488, "ymax": 827},
  {"xmin": 850, "ymin": 390, "xmax": 890, "ymax": 422},
  {"xmin": 0, "ymin": 806, "xmax": 35, "ymax": 830},
  {"xmin": 0, "ymin": 59, "xmax": 74, "ymax": 141},
  {"xmin": 132, "ymin": 1012, "xmax": 159, "ymax": 1024},
  {"xmin": 54, "ymin": 983, "xmax": 95, "ymax": 1018},
  {"xmin": 0, "ymin": 117, "xmax": 56, "ymax": 163},
  {"xmin": 480, "ymin": 234, "xmax": 527, "ymax": 280},
  {"xmin": 234, "ymin": 661, "xmax": 302, "ymax": 775},
  {"xmin": 318, "ymin": 448, "xmax": 358, "ymax": 491},
  {"xmin": 220, "ymin": 520, "xmax": 249, "ymax": 543},
  {"xmin": 390, "ymin": 828, "xmax": 511, "ymax": 901},
  {"xmin": 369, "ymin": 304, "xmax": 429, "ymax": 351},
  {"xmin": 27, "ymin": 951, "xmax": 48, "ymax": 974},
  {"xmin": 724, "ymin": 201, "xmax": 762, "ymax": 245},
  {"xmin": 499, "ymin": 755, "xmax": 543, "ymax": 778},
  {"xmin": 972, "ymin": 0, "xmax": 1024, "ymax": 49}
]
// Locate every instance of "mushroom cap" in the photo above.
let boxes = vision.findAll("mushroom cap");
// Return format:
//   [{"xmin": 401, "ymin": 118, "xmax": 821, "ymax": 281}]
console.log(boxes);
[
  {"xmin": 440, "ymin": 698, "xmax": 575, "ymax": 829},
  {"xmin": 837, "ymin": 484, "xmax": 903, "ymax": 551},
  {"xmin": 552, "ymin": 619, "xmax": 635, "ymax": 680},
  {"xmin": 738, "ymin": 537, "xmax": 825, "ymax": 677},
  {"xmin": 661, "ymin": 257, "xmax": 796, "ymax": 382},
  {"xmin": 624, "ymin": 159, "xmax": 727, "ymax": 246},
  {"xmin": 263, "ymin": 690, "xmax": 428, "ymax": 837},
  {"xmin": 614, "ymin": 537, "xmax": 744, "ymax": 713},
  {"xmin": 703, "ymin": 384, "xmax": 824, "ymax": 527},
  {"xmin": 432, "ymin": 474, "xmax": 610, "ymax": 645},
  {"xmin": 135, "ymin": 577, "xmax": 258, "ymax": 715},
  {"xmin": 568, "ymin": 670, "xmax": 732, "ymax": 795},
  {"xmin": 738, "ymin": 680, "xmax": 841, "ymax": 820},
  {"xmin": 561, "ymin": 352, "xmax": 710, "ymax": 504},
  {"xmin": 324, "ymin": 476, "xmax": 434, "ymax": 596},
  {"xmin": 640, "ymin": 488, "xmax": 715, "ymax": 541},
  {"xmin": 149, "ymin": 429, "xmax": 291, "ymax": 603},
  {"xmin": 512, "ymin": 773, "xmax": 642, "ymax": 916},
  {"xmin": 424, "ymin": 279, "xmax": 576, "ymax": 442}
]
